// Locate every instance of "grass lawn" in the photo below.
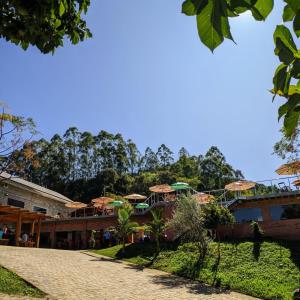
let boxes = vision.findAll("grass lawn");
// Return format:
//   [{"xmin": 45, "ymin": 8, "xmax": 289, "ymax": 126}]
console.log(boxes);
[
  {"xmin": 0, "ymin": 266, "xmax": 45, "ymax": 298},
  {"xmin": 91, "ymin": 240, "xmax": 300, "ymax": 300}
]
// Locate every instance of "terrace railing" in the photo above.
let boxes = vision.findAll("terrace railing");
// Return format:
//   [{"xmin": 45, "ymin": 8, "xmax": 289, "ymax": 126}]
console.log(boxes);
[{"xmin": 67, "ymin": 175, "xmax": 300, "ymax": 218}]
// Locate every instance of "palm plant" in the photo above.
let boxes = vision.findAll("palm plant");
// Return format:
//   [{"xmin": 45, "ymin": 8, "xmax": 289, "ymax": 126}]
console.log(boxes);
[
  {"xmin": 116, "ymin": 204, "xmax": 138, "ymax": 254},
  {"xmin": 147, "ymin": 208, "xmax": 165, "ymax": 255}
]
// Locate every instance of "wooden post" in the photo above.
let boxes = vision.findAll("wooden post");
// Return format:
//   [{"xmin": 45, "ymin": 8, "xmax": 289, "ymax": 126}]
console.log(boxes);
[
  {"xmin": 30, "ymin": 221, "xmax": 35, "ymax": 236},
  {"xmin": 36, "ymin": 217, "xmax": 42, "ymax": 248},
  {"xmin": 15, "ymin": 212, "xmax": 22, "ymax": 247}
]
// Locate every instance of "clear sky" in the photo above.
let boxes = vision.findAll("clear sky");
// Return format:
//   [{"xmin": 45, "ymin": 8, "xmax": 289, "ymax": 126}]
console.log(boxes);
[{"xmin": 0, "ymin": 1, "xmax": 287, "ymax": 181}]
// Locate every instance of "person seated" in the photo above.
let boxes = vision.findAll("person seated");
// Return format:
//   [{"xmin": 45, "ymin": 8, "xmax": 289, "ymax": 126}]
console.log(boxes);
[
  {"xmin": 22, "ymin": 232, "xmax": 29, "ymax": 244},
  {"xmin": 0, "ymin": 228, "xmax": 3, "ymax": 239}
]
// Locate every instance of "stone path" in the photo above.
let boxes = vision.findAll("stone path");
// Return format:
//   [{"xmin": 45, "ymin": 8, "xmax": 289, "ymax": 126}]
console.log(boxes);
[{"xmin": 0, "ymin": 246, "xmax": 258, "ymax": 300}]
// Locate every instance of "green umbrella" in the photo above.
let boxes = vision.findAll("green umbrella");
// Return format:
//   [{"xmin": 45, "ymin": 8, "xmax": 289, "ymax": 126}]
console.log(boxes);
[
  {"xmin": 171, "ymin": 182, "xmax": 190, "ymax": 190},
  {"xmin": 135, "ymin": 203, "xmax": 149, "ymax": 209},
  {"xmin": 108, "ymin": 200, "xmax": 124, "ymax": 207}
]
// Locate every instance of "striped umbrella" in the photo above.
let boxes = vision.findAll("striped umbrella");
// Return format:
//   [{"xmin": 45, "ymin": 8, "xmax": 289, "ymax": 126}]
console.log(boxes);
[
  {"xmin": 276, "ymin": 161, "xmax": 300, "ymax": 175},
  {"xmin": 225, "ymin": 180, "xmax": 256, "ymax": 191}
]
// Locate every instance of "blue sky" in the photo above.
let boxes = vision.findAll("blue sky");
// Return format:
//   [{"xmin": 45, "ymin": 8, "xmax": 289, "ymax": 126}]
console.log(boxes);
[{"xmin": 0, "ymin": 1, "xmax": 287, "ymax": 180}]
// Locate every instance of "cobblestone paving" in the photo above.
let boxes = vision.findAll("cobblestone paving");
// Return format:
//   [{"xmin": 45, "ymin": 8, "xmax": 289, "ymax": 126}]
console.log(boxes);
[{"xmin": 0, "ymin": 246, "xmax": 258, "ymax": 300}]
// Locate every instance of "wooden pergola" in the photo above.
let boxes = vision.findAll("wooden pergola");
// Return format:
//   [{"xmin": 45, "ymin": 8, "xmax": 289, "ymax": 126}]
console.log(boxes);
[{"xmin": 0, "ymin": 205, "xmax": 49, "ymax": 247}]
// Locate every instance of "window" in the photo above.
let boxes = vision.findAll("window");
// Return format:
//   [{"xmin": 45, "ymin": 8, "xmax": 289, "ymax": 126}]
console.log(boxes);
[
  {"xmin": 233, "ymin": 207, "xmax": 263, "ymax": 223},
  {"xmin": 7, "ymin": 198, "xmax": 24, "ymax": 208},
  {"xmin": 270, "ymin": 204, "xmax": 300, "ymax": 221},
  {"xmin": 33, "ymin": 206, "xmax": 47, "ymax": 214}
]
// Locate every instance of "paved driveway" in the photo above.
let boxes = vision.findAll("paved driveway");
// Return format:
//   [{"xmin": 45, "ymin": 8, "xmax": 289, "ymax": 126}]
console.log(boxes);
[{"xmin": 0, "ymin": 246, "xmax": 257, "ymax": 300}]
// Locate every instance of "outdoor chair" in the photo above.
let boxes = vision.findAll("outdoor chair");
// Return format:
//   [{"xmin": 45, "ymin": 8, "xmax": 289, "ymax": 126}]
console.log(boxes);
[{"xmin": 278, "ymin": 182, "xmax": 291, "ymax": 192}]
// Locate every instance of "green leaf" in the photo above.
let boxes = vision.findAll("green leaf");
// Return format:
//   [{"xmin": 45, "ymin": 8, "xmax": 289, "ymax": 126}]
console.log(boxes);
[
  {"xmin": 251, "ymin": 0, "xmax": 274, "ymax": 21},
  {"xmin": 182, "ymin": 0, "xmax": 197, "ymax": 15},
  {"xmin": 281, "ymin": 94, "xmax": 300, "ymax": 136},
  {"xmin": 196, "ymin": 0, "xmax": 233, "ymax": 52},
  {"xmin": 283, "ymin": 4, "xmax": 296, "ymax": 22},
  {"xmin": 287, "ymin": 85, "xmax": 300, "ymax": 95},
  {"xmin": 59, "ymin": 1, "xmax": 65, "ymax": 17},
  {"xmin": 293, "ymin": 12, "xmax": 300, "ymax": 37},
  {"xmin": 291, "ymin": 59, "xmax": 300, "ymax": 78},
  {"xmin": 273, "ymin": 25, "xmax": 298, "ymax": 64},
  {"xmin": 272, "ymin": 63, "xmax": 290, "ymax": 96},
  {"xmin": 275, "ymin": 40, "xmax": 295, "ymax": 64},
  {"xmin": 285, "ymin": 0, "xmax": 300, "ymax": 13},
  {"xmin": 278, "ymin": 103, "xmax": 289, "ymax": 120},
  {"xmin": 284, "ymin": 110, "xmax": 300, "ymax": 137},
  {"xmin": 274, "ymin": 25, "xmax": 297, "ymax": 53}
]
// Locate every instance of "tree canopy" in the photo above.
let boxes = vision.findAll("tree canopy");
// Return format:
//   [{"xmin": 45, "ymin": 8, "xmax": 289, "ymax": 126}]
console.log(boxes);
[
  {"xmin": 9, "ymin": 127, "xmax": 243, "ymax": 201},
  {"xmin": 0, "ymin": 0, "xmax": 91, "ymax": 53}
]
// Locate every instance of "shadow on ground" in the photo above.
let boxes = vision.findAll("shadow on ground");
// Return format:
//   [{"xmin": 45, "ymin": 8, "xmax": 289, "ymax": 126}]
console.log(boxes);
[{"xmin": 151, "ymin": 273, "xmax": 229, "ymax": 296}]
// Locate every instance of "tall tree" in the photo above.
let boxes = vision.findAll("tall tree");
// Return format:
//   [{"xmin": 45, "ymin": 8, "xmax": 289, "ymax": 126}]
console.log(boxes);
[
  {"xmin": 78, "ymin": 131, "xmax": 95, "ymax": 179},
  {"xmin": 113, "ymin": 134, "xmax": 129, "ymax": 174},
  {"xmin": 126, "ymin": 139, "xmax": 140, "ymax": 175},
  {"xmin": 63, "ymin": 127, "xmax": 80, "ymax": 181},
  {"xmin": 156, "ymin": 144, "xmax": 174, "ymax": 168},
  {"xmin": 199, "ymin": 146, "xmax": 243, "ymax": 190},
  {"xmin": 141, "ymin": 147, "xmax": 159, "ymax": 171}
]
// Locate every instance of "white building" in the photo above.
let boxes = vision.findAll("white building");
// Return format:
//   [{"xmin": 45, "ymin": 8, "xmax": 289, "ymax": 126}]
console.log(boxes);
[{"xmin": 0, "ymin": 172, "xmax": 73, "ymax": 217}]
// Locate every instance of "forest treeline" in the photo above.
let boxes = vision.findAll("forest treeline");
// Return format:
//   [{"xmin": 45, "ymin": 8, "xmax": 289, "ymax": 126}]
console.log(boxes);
[{"xmin": 9, "ymin": 127, "xmax": 243, "ymax": 202}]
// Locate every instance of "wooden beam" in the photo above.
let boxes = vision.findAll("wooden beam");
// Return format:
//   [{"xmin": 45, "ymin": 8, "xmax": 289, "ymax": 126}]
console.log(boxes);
[
  {"xmin": 30, "ymin": 221, "xmax": 35, "ymax": 236},
  {"xmin": 36, "ymin": 217, "xmax": 41, "ymax": 248},
  {"xmin": 15, "ymin": 212, "xmax": 22, "ymax": 247}
]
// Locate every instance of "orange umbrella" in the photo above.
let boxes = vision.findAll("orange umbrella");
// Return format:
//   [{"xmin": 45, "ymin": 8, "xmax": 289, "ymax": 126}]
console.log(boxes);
[
  {"xmin": 124, "ymin": 194, "xmax": 147, "ymax": 201},
  {"xmin": 293, "ymin": 179, "xmax": 300, "ymax": 186},
  {"xmin": 91, "ymin": 197, "xmax": 114, "ymax": 205},
  {"xmin": 225, "ymin": 180, "xmax": 256, "ymax": 191},
  {"xmin": 192, "ymin": 193, "xmax": 215, "ymax": 204},
  {"xmin": 65, "ymin": 202, "xmax": 87, "ymax": 209},
  {"xmin": 276, "ymin": 161, "xmax": 300, "ymax": 175},
  {"xmin": 149, "ymin": 184, "xmax": 174, "ymax": 193}
]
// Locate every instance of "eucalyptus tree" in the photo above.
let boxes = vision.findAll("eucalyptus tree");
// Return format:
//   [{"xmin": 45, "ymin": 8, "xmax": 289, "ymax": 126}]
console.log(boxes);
[
  {"xmin": 63, "ymin": 127, "xmax": 80, "ymax": 181},
  {"xmin": 97, "ymin": 130, "xmax": 115, "ymax": 170},
  {"xmin": 78, "ymin": 131, "xmax": 95, "ymax": 179},
  {"xmin": 126, "ymin": 139, "xmax": 141, "ymax": 175},
  {"xmin": 43, "ymin": 134, "xmax": 67, "ymax": 189},
  {"xmin": 199, "ymin": 146, "xmax": 243, "ymax": 190},
  {"xmin": 156, "ymin": 144, "xmax": 174, "ymax": 168},
  {"xmin": 113, "ymin": 133, "xmax": 129, "ymax": 174},
  {"xmin": 141, "ymin": 147, "xmax": 159, "ymax": 171}
]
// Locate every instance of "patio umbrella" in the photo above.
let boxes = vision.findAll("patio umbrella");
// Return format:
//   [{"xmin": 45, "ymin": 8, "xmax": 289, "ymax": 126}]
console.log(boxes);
[
  {"xmin": 91, "ymin": 197, "xmax": 114, "ymax": 206},
  {"xmin": 293, "ymin": 179, "xmax": 300, "ymax": 186},
  {"xmin": 225, "ymin": 180, "xmax": 256, "ymax": 191},
  {"xmin": 192, "ymin": 193, "xmax": 215, "ymax": 204},
  {"xmin": 149, "ymin": 184, "xmax": 174, "ymax": 193},
  {"xmin": 276, "ymin": 161, "xmax": 300, "ymax": 175},
  {"xmin": 65, "ymin": 202, "xmax": 87, "ymax": 209},
  {"xmin": 135, "ymin": 203, "xmax": 149, "ymax": 209},
  {"xmin": 108, "ymin": 200, "xmax": 124, "ymax": 207},
  {"xmin": 124, "ymin": 194, "xmax": 147, "ymax": 201},
  {"xmin": 65, "ymin": 202, "xmax": 87, "ymax": 218},
  {"xmin": 171, "ymin": 182, "xmax": 190, "ymax": 190}
]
